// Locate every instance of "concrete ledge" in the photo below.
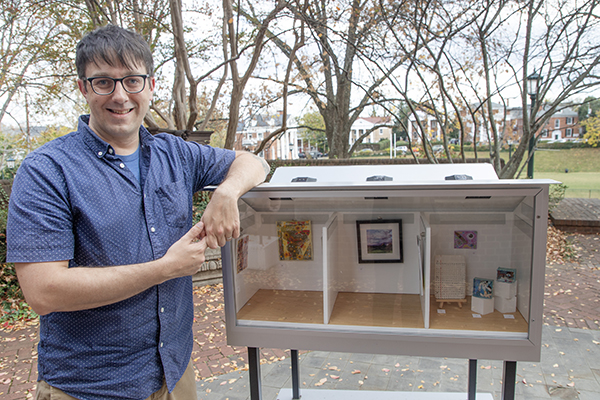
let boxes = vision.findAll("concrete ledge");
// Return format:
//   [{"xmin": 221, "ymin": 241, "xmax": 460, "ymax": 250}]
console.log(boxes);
[
  {"xmin": 550, "ymin": 198, "xmax": 600, "ymax": 233},
  {"xmin": 192, "ymin": 247, "xmax": 222, "ymax": 286}
]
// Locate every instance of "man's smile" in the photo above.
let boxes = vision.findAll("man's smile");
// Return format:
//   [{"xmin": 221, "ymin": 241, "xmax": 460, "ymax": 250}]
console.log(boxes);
[{"xmin": 109, "ymin": 108, "xmax": 133, "ymax": 114}]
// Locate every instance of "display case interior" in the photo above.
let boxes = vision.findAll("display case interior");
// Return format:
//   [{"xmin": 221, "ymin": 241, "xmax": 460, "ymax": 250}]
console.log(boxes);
[{"xmin": 231, "ymin": 188, "xmax": 537, "ymax": 339}]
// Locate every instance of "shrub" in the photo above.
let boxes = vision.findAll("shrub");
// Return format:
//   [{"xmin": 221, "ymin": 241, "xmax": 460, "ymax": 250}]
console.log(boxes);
[
  {"xmin": 192, "ymin": 191, "xmax": 212, "ymax": 224},
  {"xmin": 549, "ymin": 183, "xmax": 568, "ymax": 212},
  {"xmin": 0, "ymin": 186, "xmax": 38, "ymax": 328}
]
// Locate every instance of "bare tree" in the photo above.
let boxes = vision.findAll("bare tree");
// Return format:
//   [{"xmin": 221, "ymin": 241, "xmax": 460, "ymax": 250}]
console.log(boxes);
[
  {"xmin": 0, "ymin": 1, "xmax": 76, "ymax": 129},
  {"xmin": 378, "ymin": 0, "xmax": 600, "ymax": 178},
  {"xmin": 220, "ymin": 0, "xmax": 288, "ymax": 149},
  {"xmin": 240, "ymin": 0, "xmax": 417, "ymax": 158}
]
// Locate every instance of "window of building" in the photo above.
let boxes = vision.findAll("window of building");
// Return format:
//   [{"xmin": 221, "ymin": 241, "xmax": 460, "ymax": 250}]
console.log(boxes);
[
  {"xmin": 258, "ymin": 132, "xmax": 263, "ymax": 140},
  {"xmin": 541, "ymin": 129, "xmax": 548, "ymax": 137},
  {"xmin": 554, "ymin": 119, "xmax": 560, "ymax": 128},
  {"xmin": 566, "ymin": 117, "xmax": 574, "ymax": 125},
  {"xmin": 566, "ymin": 128, "xmax": 573, "ymax": 137}
]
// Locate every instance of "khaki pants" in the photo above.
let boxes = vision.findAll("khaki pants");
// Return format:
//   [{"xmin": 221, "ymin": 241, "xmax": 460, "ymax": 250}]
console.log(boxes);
[{"xmin": 35, "ymin": 360, "xmax": 197, "ymax": 400}]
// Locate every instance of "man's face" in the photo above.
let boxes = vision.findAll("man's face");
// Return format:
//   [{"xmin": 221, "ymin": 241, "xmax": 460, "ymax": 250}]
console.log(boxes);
[{"xmin": 77, "ymin": 59, "xmax": 155, "ymax": 145}]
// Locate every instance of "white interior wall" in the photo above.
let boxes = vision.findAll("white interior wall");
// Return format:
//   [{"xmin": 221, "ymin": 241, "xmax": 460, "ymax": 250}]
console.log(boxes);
[{"xmin": 428, "ymin": 212, "xmax": 515, "ymax": 296}]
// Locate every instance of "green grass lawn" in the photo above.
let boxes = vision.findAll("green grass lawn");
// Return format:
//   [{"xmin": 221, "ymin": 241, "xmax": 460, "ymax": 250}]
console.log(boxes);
[
  {"xmin": 433, "ymin": 147, "xmax": 600, "ymax": 198},
  {"xmin": 532, "ymin": 148, "xmax": 600, "ymax": 199}
]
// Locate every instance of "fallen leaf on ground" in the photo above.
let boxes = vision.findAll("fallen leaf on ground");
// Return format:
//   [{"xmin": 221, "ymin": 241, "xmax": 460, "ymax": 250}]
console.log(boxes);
[{"xmin": 314, "ymin": 378, "xmax": 327, "ymax": 387}]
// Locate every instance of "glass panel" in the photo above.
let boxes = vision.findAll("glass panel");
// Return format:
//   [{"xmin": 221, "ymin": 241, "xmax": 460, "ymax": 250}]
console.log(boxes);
[{"xmin": 232, "ymin": 189, "xmax": 535, "ymax": 337}]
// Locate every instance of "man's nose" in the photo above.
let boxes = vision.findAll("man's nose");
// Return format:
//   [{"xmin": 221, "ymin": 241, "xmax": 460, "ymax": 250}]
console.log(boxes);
[{"xmin": 111, "ymin": 81, "xmax": 129, "ymax": 101}]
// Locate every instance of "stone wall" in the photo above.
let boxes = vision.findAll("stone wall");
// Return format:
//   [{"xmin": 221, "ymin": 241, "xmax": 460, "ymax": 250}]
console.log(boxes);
[{"xmin": 192, "ymin": 247, "xmax": 223, "ymax": 286}]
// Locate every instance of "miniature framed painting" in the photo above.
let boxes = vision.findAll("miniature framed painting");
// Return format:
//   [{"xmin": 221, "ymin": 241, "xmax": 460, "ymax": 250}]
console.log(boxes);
[
  {"xmin": 454, "ymin": 230, "xmax": 477, "ymax": 249},
  {"xmin": 497, "ymin": 267, "xmax": 516, "ymax": 283},
  {"xmin": 472, "ymin": 277, "xmax": 494, "ymax": 299},
  {"xmin": 236, "ymin": 235, "xmax": 249, "ymax": 274},
  {"xmin": 277, "ymin": 220, "xmax": 313, "ymax": 261},
  {"xmin": 356, "ymin": 219, "xmax": 403, "ymax": 263}
]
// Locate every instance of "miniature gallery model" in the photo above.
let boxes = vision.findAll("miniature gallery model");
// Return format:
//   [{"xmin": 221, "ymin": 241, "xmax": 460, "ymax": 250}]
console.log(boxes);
[{"xmin": 222, "ymin": 164, "xmax": 556, "ymax": 363}]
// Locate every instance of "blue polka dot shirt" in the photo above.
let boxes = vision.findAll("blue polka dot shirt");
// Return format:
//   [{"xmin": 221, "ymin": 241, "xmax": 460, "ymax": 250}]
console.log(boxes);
[{"xmin": 7, "ymin": 115, "xmax": 235, "ymax": 400}]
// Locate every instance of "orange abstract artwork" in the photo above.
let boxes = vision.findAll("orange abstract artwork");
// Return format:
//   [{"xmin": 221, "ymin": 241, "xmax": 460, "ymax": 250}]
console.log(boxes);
[{"xmin": 277, "ymin": 220, "xmax": 313, "ymax": 261}]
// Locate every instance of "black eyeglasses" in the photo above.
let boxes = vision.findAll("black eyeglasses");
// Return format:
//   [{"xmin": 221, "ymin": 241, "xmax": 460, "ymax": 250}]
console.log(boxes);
[{"xmin": 83, "ymin": 74, "xmax": 149, "ymax": 95}]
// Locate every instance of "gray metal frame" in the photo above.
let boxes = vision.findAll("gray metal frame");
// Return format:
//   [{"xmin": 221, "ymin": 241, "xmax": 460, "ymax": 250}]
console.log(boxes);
[{"xmin": 223, "ymin": 182, "xmax": 550, "ymax": 362}]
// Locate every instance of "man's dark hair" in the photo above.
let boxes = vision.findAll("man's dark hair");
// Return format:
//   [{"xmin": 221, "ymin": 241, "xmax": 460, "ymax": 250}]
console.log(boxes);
[{"xmin": 76, "ymin": 25, "xmax": 154, "ymax": 78}]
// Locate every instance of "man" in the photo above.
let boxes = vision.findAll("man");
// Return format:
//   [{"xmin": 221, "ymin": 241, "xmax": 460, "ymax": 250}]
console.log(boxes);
[{"xmin": 7, "ymin": 25, "xmax": 269, "ymax": 400}]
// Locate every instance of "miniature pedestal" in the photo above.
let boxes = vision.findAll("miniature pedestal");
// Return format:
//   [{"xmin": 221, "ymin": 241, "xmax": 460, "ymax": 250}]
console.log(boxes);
[
  {"xmin": 494, "ymin": 281, "xmax": 517, "ymax": 313},
  {"xmin": 471, "ymin": 297, "xmax": 494, "ymax": 315},
  {"xmin": 494, "ymin": 296, "xmax": 517, "ymax": 313}
]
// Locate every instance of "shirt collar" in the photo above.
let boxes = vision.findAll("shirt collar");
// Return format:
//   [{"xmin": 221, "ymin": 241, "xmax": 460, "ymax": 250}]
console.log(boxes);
[{"xmin": 78, "ymin": 114, "xmax": 154, "ymax": 158}]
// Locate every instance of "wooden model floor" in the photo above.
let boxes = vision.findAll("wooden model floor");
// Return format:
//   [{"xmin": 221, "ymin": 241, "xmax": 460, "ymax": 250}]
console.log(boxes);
[
  {"xmin": 237, "ymin": 290, "xmax": 528, "ymax": 333},
  {"xmin": 328, "ymin": 292, "xmax": 425, "ymax": 328},
  {"xmin": 236, "ymin": 289, "xmax": 324, "ymax": 324},
  {"xmin": 429, "ymin": 296, "xmax": 528, "ymax": 333}
]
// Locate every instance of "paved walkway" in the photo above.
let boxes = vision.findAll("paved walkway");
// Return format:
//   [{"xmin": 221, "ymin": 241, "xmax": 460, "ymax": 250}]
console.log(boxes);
[
  {"xmin": 1, "ymin": 232, "xmax": 599, "ymax": 399},
  {"xmin": 551, "ymin": 198, "xmax": 600, "ymax": 233}
]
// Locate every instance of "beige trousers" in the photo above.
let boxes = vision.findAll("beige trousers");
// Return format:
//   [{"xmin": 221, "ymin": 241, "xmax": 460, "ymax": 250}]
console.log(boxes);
[{"xmin": 35, "ymin": 360, "xmax": 197, "ymax": 400}]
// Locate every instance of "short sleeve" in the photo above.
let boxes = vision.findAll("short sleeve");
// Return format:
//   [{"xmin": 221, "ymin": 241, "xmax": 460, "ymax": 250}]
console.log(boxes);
[
  {"xmin": 7, "ymin": 154, "xmax": 74, "ymax": 263},
  {"xmin": 158, "ymin": 135, "xmax": 236, "ymax": 193}
]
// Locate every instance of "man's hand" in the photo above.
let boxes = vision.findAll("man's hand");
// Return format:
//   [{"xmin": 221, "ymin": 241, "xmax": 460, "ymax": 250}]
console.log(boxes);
[
  {"xmin": 161, "ymin": 222, "xmax": 209, "ymax": 279},
  {"xmin": 201, "ymin": 189, "xmax": 240, "ymax": 249},
  {"xmin": 200, "ymin": 151, "xmax": 268, "ymax": 249}
]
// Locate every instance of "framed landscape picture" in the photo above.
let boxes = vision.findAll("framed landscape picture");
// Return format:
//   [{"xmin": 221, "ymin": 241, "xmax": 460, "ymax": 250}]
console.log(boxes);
[{"xmin": 356, "ymin": 219, "xmax": 403, "ymax": 263}]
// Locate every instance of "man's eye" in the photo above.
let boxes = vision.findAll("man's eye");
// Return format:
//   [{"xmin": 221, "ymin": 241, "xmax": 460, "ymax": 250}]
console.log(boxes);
[
  {"xmin": 126, "ymin": 77, "xmax": 142, "ymax": 85},
  {"xmin": 94, "ymin": 79, "xmax": 111, "ymax": 87}
]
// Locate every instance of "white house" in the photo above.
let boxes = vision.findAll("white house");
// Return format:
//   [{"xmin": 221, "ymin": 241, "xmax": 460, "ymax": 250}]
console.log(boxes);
[
  {"xmin": 349, "ymin": 117, "xmax": 392, "ymax": 145},
  {"xmin": 237, "ymin": 112, "xmax": 302, "ymax": 160},
  {"xmin": 407, "ymin": 111, "xmax": 444, "ymax": 143}
]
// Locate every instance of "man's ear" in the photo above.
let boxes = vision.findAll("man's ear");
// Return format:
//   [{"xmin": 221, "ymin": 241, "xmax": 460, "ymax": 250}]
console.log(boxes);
[
  {"xmin": 148, "ymin": 76, "xmax": 156, "ymax": 93},
  {"xmin": 77, "ymin": 79, "xmax": 88, "ymax": 96}
]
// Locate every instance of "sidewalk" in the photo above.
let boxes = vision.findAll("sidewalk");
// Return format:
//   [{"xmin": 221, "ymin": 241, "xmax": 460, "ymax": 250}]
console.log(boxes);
[{"xmin": 1, "ymin": 232, "xmax": 599, "ymax": 400}]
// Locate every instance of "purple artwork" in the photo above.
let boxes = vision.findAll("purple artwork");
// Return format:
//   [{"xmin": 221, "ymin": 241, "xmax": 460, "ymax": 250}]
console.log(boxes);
[{"xmin": 454, "ymin": 231, "xmax": 477, "ymax": 249}]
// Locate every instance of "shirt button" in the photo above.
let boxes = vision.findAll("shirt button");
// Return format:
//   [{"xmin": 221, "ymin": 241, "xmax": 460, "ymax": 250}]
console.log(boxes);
[
  {"xmin": 98, "ymin": 151, "xmax": 103, "ymax": 156},
  {"xmin": 160, "ymin": 342, "xmax": 164, "ymax": 348},
  {"xmin": 160, "ymin": 307, "xmax": 164, "ymax": 313},
  {"xmin": 119, "ymin": 163, "xmax": 125, "ymax": 168},
  {"xmin": 150, "ymin": 227, "xmax": 156, "ymax": 233},
  {"xmin": 109, "ymin": 148, "xmax": 114, "ymax": 154}
]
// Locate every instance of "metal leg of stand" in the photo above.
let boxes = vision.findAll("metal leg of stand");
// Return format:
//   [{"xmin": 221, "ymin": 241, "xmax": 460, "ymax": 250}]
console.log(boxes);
[
  {"xmin": 248, "ymin": 347, "xmax": 262, "ymax": 400},
  {"xmin": 502, "ymin": 361, "xmax": 517, "ymax": 400},
  {"xmin": 291, "ymin": 350, "xmax": 301, "ymax": 399},
  {"xmin": 468, "ymin": 359, "xmax": 477, "ymax": 400}
]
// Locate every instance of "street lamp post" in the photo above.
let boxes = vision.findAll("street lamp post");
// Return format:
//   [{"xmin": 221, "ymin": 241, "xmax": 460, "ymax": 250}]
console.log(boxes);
[{"xmin": 526, "ymin": 71, "xmax": 542, "ymax": 179}]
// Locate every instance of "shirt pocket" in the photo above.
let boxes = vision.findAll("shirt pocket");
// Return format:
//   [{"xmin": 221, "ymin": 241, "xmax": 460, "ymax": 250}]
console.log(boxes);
[{"xmin": 156, "ymin": 180, "xmax": 189, "ymax": 228}]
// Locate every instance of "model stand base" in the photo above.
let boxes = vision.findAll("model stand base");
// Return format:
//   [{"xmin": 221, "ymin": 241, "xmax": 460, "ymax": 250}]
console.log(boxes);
[
  {"xmin": 436, "ymin": 298, "xmax": 467, "ymax": 309},
  {"xmin": 277, "ymin": 388, "xmax": 493, "ymax": 400}
]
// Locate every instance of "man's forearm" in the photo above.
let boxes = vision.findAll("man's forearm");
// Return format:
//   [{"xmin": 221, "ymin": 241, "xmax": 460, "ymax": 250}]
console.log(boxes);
[
  {"xmin": 16, "ymin": 222, "xmax": 208, "ymax": 315},
  {"xmin": 216, "ymin": 151, "xmax": 269, "ymax": 198},
  {"xmin": 201, "ymin": 151, "xmax": 268, "ymax": 248}
]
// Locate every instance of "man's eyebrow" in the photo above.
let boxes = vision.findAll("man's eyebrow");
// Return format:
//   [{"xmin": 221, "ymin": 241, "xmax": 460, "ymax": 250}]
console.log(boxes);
[{"xmin": 86, "ymin": 71, "xmax": 144, "ymax": 77}]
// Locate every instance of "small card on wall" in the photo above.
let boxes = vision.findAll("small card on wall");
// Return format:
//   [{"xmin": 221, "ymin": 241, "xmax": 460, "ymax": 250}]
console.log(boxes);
[
  {"xmin": 236, "ymin": 235, "xmax": 249, "ymax": 274},
  {"xmin": 454, "ymin": 230, "xmax": 477, "ymax": 249}
]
